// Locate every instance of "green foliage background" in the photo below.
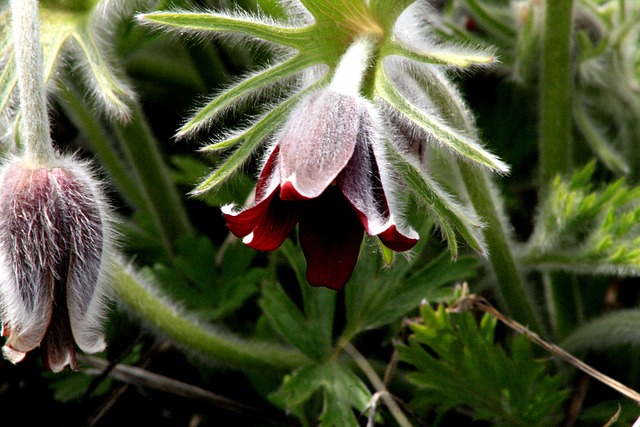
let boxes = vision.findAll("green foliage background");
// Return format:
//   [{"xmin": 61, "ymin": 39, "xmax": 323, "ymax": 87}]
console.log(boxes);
[{"xmin": 2, "ymin": 0, "xmax": 640, "ymax": 426}]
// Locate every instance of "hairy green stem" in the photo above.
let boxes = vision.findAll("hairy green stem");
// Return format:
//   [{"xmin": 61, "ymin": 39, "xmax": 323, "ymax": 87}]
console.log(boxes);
[
  {"xmin": 539, "ymin": 0, "xmax": 577, "ymax": 339},
  {"xmin": 539, "ymin": 0, "xmax": 574, "ymax": 192},
  {"xmin": 112, "ymin": 257, "xmax": 308, "ymax": 372},
  {"xmin": 460, "ymin": 165, "xmax": 542, "ymax": 333},
  {"xmin": 113, "ymin": 102, "xmax": 194, "ymax": 254},
  {"xmin": 10, "ymin": 0, "xmax": 56, "ymax": 163}
]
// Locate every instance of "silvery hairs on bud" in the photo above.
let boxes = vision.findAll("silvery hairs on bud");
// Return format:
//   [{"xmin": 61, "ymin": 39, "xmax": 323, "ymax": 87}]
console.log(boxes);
[{"xmin": 0, "ymin": 155, "xmax": 116, "ymax": 372}]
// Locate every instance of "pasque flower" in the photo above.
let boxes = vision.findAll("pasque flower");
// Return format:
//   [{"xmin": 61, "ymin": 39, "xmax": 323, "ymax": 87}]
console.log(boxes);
[
  {"xmin": 0, "ymin": 156, "xmax": 114, "ymax": 372},
  {"xmin": 140, "ymin": 0, "xmax": 510, "ymax": 285},
  {"xmin": 223, "ymin": 88, "xmax": 418, "ymax": 289}
]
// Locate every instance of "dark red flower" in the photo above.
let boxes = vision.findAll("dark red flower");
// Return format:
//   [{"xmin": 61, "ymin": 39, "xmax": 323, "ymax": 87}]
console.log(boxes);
[{"xmin": 223, "ymin": 90, "xmax": 418, "ymax": 289}]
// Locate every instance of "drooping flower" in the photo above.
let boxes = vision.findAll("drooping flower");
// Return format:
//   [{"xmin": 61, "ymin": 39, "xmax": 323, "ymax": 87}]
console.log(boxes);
[
  {"xmin": 139, "ymin": 0, "xmax": 509, "ymax": 267},
  {"xmin": 0, "ymin": 155, "xmax": 114, "ymax": 372},
  {"xmin": 223, "ymin": 89, "xmax": 418, "ymax": 289}
]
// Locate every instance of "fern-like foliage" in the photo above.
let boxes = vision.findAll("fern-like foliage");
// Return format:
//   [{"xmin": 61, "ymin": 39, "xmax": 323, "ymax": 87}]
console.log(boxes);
[
  {"xmin": 398, "ymin": 303, "xmax": 567, "ymax": 425},
  {"xmin": 521, "ymin": 162, "xmax": 640, "ymax": 275}
]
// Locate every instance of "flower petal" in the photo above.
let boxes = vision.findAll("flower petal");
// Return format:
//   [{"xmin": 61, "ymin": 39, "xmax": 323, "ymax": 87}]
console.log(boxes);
[
  {"xmin": 0, "ymin": 165, "xmax": 57, "ymax": 353},
  {"xmin": 298, "ymin": 186, "xmax": 364, "ymax": 290},
  {"xmin": 242, "ymin": 191, "xmax": 298, "ymax": 251},
  {"xmin": 222, "ymin": 146, "xmax": 282, "ymax": 238},
  {"xmin": 338, "ymin": 119, "xmax": 418, "ymax": 252},
  {"xmin": 279, "ymin": 91, "xmax": 362, "ymax": 200},
  {"xmin": 43, "ymin": 269, "xmax": 78, "ymax": 372},
  {"xmin": 378, "ymin": 224, "xmax": 419, "ymax": 252}
]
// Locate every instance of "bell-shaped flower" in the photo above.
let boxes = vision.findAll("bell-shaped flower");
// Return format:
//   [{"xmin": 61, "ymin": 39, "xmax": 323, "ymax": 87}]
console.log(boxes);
[
  {"xmin": 223, "ymin": 89, "xmax": 418, "ymax": 289},
  {"xmin": 0, "ymin": 155, "xmax": 114, "ymax": 372}
]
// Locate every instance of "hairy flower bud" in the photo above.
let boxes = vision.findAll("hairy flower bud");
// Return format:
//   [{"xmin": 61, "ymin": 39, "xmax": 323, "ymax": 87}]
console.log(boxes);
[{"xmin": 0, "ymin": 155, "xmax": 114, "ymax": 372}]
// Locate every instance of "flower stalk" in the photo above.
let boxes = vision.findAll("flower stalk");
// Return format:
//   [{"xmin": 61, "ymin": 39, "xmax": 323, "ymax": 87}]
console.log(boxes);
[
  {"xmin": 539, "ymin": 0, "xmax": 574, "ymax": 193},
  {"xmin": 539, "ymin": 0, "xmax": 578, "ymax": 339},
  {"xmin": 10, "ymin": 0, "xmax": 55, "ymax": 163}
]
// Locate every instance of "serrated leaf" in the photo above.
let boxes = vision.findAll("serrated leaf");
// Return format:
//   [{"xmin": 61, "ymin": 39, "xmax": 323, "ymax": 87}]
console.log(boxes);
[
  {"xmin": 523, "ymin": 164, "xmax": 640, "ymax": 275},
  {"xmin": 398, "ymin": 305, "xmax": 567, "ymax": 424},
  {"xmin": 279, "ymin": 240, "xmax": 336, "ymax": 349},
  {"xmin": 142, "ymin": 236, "xmax": 259, "ymax": 321},
  {"xmin": 274, "ymin": 361, "xmax": 371, "ymax": 427}
]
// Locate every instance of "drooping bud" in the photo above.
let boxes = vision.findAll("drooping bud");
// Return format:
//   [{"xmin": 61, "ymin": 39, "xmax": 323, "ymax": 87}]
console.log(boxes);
[{"xmin": 0, "ymin": 155, "xmax": 114, "ymax": 372}]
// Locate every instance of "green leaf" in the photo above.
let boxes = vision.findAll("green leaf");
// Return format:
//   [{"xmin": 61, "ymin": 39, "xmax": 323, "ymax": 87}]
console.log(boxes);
[
  {"xmin": 398, "ymin": 304, "xmax": 567, "ymax": 424},
  {"xmin": 177, "ymin": 54, "xmax": 316, "ymax": 138},
  {"xmin": 375, "ymin": 65, "xmax": 510, "ymax": 173},
  {"xmin": 273, "ymin": 361, "xmax": 371, "ymax": 427},
  {"xmin": 561, "ymin": 310, "xmax": 640, "ymax": 354},
  {"xmin": 71, "ymin": 21, "xmax": 133, "ymax": 120},
  {"xmin": 369, "ymin": 0, "xmax": 414, "ymax": 31},
  {"xmin": 522, "ymin": 164, "xmax": 640, "ymax": 275},
  {"xmin": 39, "ymin": 7, "xmax": 133, "ymax": 120},
  {"xmin": 280, "ymin": 240, "xmax": 336, "ymax": 351},
  {"xmin": 385, "ymin": 140, "xmax": 486, "ymax": 258},
  {"xmin": 574, "ymin": 101, "xmax": 629, "ymax": 175},
  {"xmin": 138, "ymin": 11, "xmax": 310, "ymax": 49},
  {"xmin": 48, "ymin": 370, "xmax": 112, "ymax": 402},
  {"xmin": 193, "ymin": 76, "xmax": 329, "ymax": 195},
  {"xmin": 345, "ymin": 247, "xmax": 477, "ymax": 336},
  {"xmin": 259, "ymin": 279, "xmax": 334, "ymax": 361},
  {"xmin": 142, "ymin": 236, "xmax": 260, "ymax": 321},
  {"xmin": 383, "ymin": 40, "xmax": 495, "ymax": 68}
]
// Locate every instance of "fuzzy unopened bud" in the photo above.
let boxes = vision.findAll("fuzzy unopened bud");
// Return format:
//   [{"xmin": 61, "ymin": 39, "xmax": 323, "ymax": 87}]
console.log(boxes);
[{"xmin": 0, "ymin": 155, "xmax": 114, "ymax": 372}]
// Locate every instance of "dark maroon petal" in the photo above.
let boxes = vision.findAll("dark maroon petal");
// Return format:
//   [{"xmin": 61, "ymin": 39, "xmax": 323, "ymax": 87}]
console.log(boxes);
[
  {"xmin": 41, "ymin": 274, "xmax": 78, "ymax": 373},
  {"xmin": 223, "ymin": 146, "xmax": 283, "ymax": 238},
  {"xmin": 243, "ymin": 191, "xmax": 298, "ymax": 251},
  {"xmin": 338, "ymin": 121, "xmax": 418, "ymax": 250},
  {"xmin": 298, "ymin": 186, "xmax": 364, "ymax": 290},
  {"xmin": 279, "ymin": 91, "xmax": 362, "ymax": 200},
  {"xmin": 337, "ymin": 119, "xmax": 390, "ymax": 232},
  {"xmin": 378, "ymin": 224, "xmax": 418, "ymax": 252},
  {"xmin": 223, "ymin": 190, "xmax": 277, "ymax": 238}
]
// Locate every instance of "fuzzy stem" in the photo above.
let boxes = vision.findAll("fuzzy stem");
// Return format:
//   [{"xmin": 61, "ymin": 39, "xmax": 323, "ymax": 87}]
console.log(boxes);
[
  {"xmin": 111, "ymin": 257, "xmax": 308, "ymax": 372},
  {"xmin": 113, "ymin": 102, "xmax": 194, "ymax": 254},
  {"xmin": 539, "ymin": 0, "xmax": 576, "ymax": 339},
  {"xmin": 539, "ymin": 0, "xmax": 574, "ymax": 192},
  {"xmin": 10, "ymin": 0, "xmax": 56, "ymax": 163},
  {"xmin": 460, "ymin": 165, "xmax": 543, "ymax": 333}
]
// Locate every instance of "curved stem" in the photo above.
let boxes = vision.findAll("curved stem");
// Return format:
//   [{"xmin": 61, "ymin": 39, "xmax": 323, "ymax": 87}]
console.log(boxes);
[
  {"xmin": 10, "ymin": 0, "xmax": 55, "ymax": 163},
  {"xmin": 111, "ymin": 257, "xmax": 308, "ymax": 373}
]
